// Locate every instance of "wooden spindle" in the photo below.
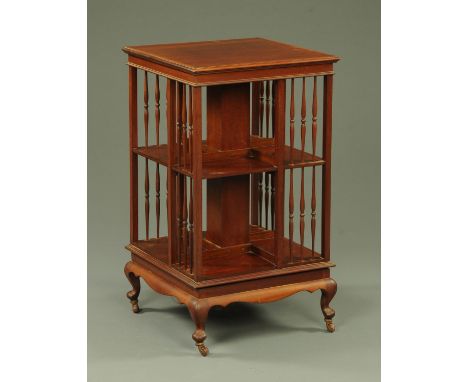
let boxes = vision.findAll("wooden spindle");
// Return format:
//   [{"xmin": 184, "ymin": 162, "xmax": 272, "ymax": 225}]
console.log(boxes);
[
  {"xmin": 188, "ymin": 85, "xmax": 193, "ymax": 271},
  {"xmin": 188, "ymin": 86, "xmax": 193, "ymax": 171},
  {"xmin": 265, "ymin": 172, "xmax": 270, "ymax": 229},
  {"xmin": 182, "ymin": 175, "xmax": 188, "ymax": 267},
  {"xmin": 289, "ymin": 78, "xmax": 295, "ymax": 261},
  {"xmin": 144, "ymin": 71, "xmax": 150, "ymax": 240},
  {"xmin": 266, "ymin": 81, "xmax": 271, "ymax": 138},
  {"xmin": 182, "ymin": 84, "xmax": 187, "ymax": 169},
  {"xmin": 188, "ymin": 177, "xmax": 193, "ymax": 273},
  {"xmin": 290, "ymin": 79, "xmax": 295, "ymax": 160},
  {"xmin": 155, "ymin": 74, "xmax": 161, "ymax": 238},
  {"xmin": 176, "ymin": 83, "xmax": 182, "ymax": 265},
  {"xmin": 311, "ymin": 76, "xmax": 318, "ymax": 254},
  {"xmin": 271, "ymin": 81, "xmax": 276, "ymax": 138},
  {"xmin": 181, "ymin": 85, "xmax": 188, "ymax": 266},
  {"xmin": 264, "ymin": 82, "xmax": 271, "ymax": 229},
  {"xmin": 264, "ymin": 81, "xmax": 272, "ymax": 229},
  {"xmin": 258, "ymin": 82, "xmax": 265, "ymax": 226},
  {"xmin": 177, "ymin": 82, "xmax": 182, "ymax": 166},
  {"xmin": 259, "ymin": 81, "xmax": 264, "ymax": 137},
  {"xmin": 299, "ymin": 78, "xmax": 306, "ymax": 258},
  {"xmin": 270, "ymin": 81, "xmax": 276, "ymax": 230},
  {"xmin": 271, "ymin": 172, "xmax": 276, "ymax": 230}
]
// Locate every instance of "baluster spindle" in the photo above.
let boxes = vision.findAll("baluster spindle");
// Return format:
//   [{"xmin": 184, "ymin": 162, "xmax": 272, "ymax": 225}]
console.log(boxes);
[
  {"xmin": 299, "ymin": 78, "xmax": 306, "ymax": 258},
  {"xmin": 181, "ymin": 86, "xmax": 188, "ymax": 266},
  {"xmin": 188, "ymin": 177, "xmax": 193, "ymax": 273},
  {"xmin": 258, "ymin": 82, "xmax": 265, "ymax": 226},
  {"xmin": 259, "ymin": 81, "xmax": 264, "ymax": 137},
  {"xmin": 265, "ymin": 172, "xmax": 270, "ymax": 229},
  {"xmin": 290, "ymin": 79, "xmax": 295, "ymax": 160},
  {"xmin": 176, "ymin": 83, "xmax": 182, "ymax": 265},
  {"xmin": 270, "ymin": 81, "xmax": 274, "ymax": 133},
  {"xmin": 182, "ymin": 84, "xmax": 187, "ymax": 169},
  {"xmin": 155, "ymin": 74, "xmax": 161, "ymax": 238},
  {"xmin": 289, "ymin": 78, "xmax": 295, "ymax": 261},
  {"xmin": 266, "ymin": 81, "xmax": 271, "ymax": 138},
  {"xmin": 271, "ymin": 172, "xmax": 276, "ymax": 230},
  {"xmin": 270, "ymin": 81, "xmax": 276, "ymax": 230},
  {"xmin": 187, "ymin": 85, "xmax": 193, "ymax": 272},
  {"xmin": 311, "ymin": 76, "xmax": 318, "ymax": 254},
  {"xmin": 177, "ymin": 82, "xmax": 182, "ymax": 167},
  {"xmin": 265, "ymin": 81, "xmax": 271, "ymax": 229},
  {"xmin": 188, "ymin": 86, "xmax": 193, "ymax": 171},
  {"xmin": 144, "ymin": 71, "xmax": 150, "ymax": 240}
]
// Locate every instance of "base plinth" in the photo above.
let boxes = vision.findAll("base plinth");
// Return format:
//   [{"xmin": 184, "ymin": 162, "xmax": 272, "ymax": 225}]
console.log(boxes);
[{"xmin": 124, "ymin": 260, "xmax": 337, "ymax": 356}]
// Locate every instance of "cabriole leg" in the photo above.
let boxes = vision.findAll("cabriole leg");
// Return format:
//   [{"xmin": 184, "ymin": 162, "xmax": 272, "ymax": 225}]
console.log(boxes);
[
  {"xmin": 320, "ymin": 278, "xmax": 337, "ymax": 332},
  {"xmin": 187, "ymin": 299, "xmax": 211, "ymax": 356},
  {"xmin": 124, "ymin": 261, "xmax": 141, "ymax": 313}
]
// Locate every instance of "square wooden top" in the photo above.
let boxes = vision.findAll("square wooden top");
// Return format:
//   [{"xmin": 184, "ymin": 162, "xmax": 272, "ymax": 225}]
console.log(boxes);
[{"xmin": 123, "ymin": 38, "xmax": 339, "ymax": 86}]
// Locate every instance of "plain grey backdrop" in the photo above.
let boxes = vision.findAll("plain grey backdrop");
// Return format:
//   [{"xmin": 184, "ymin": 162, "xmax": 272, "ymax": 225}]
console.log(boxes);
[{"xmin": 88, "ymin": 0, "xmax": 380, "ymax": 381}]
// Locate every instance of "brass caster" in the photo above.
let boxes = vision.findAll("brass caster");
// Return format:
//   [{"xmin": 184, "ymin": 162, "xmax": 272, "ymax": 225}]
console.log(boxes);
[
  {"xmin": 196, "ymin": 343, "xmax": 209, "ymax": 357},
  {"xmin": 325, "ymin": 319, "xmax": 335, "ymax": 333},
  {"xmin": 130, "ymin": 299, "xmax": 140, "ymax": 313}
]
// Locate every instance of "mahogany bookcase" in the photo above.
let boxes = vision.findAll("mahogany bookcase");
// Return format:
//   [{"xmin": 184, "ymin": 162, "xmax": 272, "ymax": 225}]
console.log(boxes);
[{"xmin": 122, "ymin": 38, "xmax": 340, "ymax": 356}]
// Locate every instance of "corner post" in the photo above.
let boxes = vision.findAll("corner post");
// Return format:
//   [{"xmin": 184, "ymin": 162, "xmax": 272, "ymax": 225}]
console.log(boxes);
[
  {"xmin": 322, "ymin": 75, "xmax": 333, "ymax": 261},
  {"xmin": 129, "ymin": 66, "xmax": 138, "ymax": 243},
  {"xmin": 192, "ymin": 86, "xmax": 203, "ymax": 280},
  {"xmin": 273, "ymin": 79, "xmax": 286, "ymax": 266}
]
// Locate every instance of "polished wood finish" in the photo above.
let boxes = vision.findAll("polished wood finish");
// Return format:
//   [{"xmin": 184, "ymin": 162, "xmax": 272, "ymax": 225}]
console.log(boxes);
[
  {"xmin": 123, "ymin": 38, "xmax": 339, "ymax": 86},
  {"xmin": 123, "ymin": 38, "xmax": 339, "ymax": 356}
]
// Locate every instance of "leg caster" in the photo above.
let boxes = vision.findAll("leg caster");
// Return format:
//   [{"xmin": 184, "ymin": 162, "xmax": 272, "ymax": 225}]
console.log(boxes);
[
  {"xmin": 320, "ymin": 278, "xmax": 337, "ymax": 333},
  {"xmin": 325, "ymin": 318, "xmax": 335, "ymax": 333},
  {"xmin": 187, "ymin": 299, "xmax": 211, "ymax": 356},
  {"xmin": 124, "ymin": 262, "xmax": 141, "ymax": 313}
]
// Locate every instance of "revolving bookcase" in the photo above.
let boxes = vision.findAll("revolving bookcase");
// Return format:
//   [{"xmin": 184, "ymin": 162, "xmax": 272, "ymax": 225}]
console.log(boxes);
[{"xmin": 122, "ymin": 38, "xmax": 340, "ymax": 356}]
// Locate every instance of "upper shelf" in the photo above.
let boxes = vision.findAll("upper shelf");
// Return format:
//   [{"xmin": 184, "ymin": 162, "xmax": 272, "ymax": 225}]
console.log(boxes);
[{"xmin": 133, "ymin": 143, "xmax": 324, "ymax": 179}]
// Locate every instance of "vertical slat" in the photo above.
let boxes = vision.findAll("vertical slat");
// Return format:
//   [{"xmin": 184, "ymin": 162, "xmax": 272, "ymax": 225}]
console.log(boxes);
[
  {"xmin": 288, "ymin": 78, "xmax": 295, "ymax": 262},
  {"xmin": 155, "ymin": 74, "xmax": 161, "ymax": 238},
  {"xmin": 273, "ymin": 79, "xmax": 286, "ymax": 267},
  {"xmin": 166, "ymin": 79, "xmax": 177, "ymax": 264},
  {"xmin": 129, "ymin": 67, "xmax": 138, "ymax": 242},
  {"xmin": 322, "ymin": 75, "xmax": 333, "ymax": 261},
  {"xmin": 144, "ymin": 72, "xmax": 150, "ymax": 240},
  {"xmin": 181, "ymin": 85, "xmax": 188, "ymax": 267},
  {"xmin": 299, "ymin": 77, "xmax": 306, "ymax": 258},
  {"xmin": 192, "ymin": 86, "xmax": 203, "ymax": 280},
  {"xmin": 311, "ymin": 76, "xmax": 318, "ymax": 254}
]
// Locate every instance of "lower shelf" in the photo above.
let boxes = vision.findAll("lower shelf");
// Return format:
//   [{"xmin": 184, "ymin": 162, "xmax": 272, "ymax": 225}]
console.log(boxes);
[{"xmin": 126, "ymin": 226, "xmax": 326, "ymax": 284}]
